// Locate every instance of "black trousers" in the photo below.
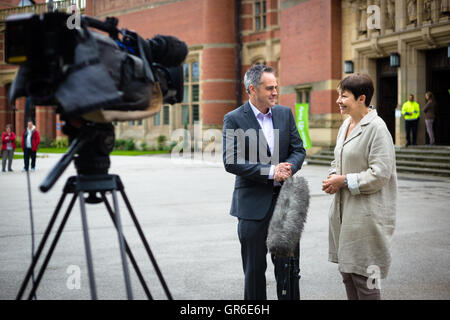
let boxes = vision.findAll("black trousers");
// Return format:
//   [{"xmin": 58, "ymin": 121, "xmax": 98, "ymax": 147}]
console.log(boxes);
[
  {"xmin": 405, "ymin": 119, "xmax": 419, "ymax": 146},
  {"xmin": 237, "ymin": 190, "xmax": 300, "ymax": 300},
  {"xmin": 23, "ymin": 148, "xmax": 36, "ymax": 170}
]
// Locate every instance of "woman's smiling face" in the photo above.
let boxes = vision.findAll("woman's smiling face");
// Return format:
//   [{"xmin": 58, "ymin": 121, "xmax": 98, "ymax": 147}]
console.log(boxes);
[{"xmin": 336, "ymin": 89, "xmax": 358, "ymax": 115}]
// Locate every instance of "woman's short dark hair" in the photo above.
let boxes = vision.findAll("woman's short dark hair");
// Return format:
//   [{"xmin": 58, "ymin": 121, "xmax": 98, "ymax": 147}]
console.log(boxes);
[{"xmin": 337, "ymin": 74, "xmax": 374, "ymax": 107}]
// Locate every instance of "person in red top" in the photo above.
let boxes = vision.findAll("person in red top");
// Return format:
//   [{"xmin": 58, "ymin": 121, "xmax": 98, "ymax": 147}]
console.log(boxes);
[
  {"xmin": 2, "ymin": 124, "xmax": 16, "ymax": 172},
  {"xmin": 21, "ymin": 120, "xmax": 40, "ymax": 172}
]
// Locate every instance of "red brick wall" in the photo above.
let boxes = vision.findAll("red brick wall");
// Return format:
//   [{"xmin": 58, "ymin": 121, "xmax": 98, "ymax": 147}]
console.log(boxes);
[
  {"xmin": 279, "ymin": 0, "xmax": 341, "ymax": 114},
  {"xmin": 36, "ymin": 106, "xmax": 56, "ymax": 140}
]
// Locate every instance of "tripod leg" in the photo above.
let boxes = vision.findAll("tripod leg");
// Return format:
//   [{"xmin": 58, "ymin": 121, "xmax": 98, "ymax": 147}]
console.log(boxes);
[
  {"xmin": 101, "ymin": 193, "xmax": 153, "ymax": 300},
  {"xmin": 26, "ymin": 193, "xmax": 78, "ymax": 300},
  {"xmin": 111, "ymin": 189, "xmax": 133, "ymax": 300},
  {"xmin": 78, "ymin": 191, "xmax": 98, "ymax": 300},
  {"xmin": 119, "ymin": 189, "xmax": 173, "ymax": 300},
  {"xmin": 17, "ymin": 192, "xmax": 72, "ymax": 300}
]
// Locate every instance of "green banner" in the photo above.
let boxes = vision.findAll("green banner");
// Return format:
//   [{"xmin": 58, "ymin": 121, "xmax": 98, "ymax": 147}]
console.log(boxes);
[{"xmin": 295, "ymin": 103, "xmax": 312, "ymax": 149}]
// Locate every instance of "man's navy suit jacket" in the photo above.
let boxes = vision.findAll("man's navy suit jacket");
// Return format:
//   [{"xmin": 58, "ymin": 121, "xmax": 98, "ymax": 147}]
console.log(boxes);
[{"xmin": 222, "ymin": 102, "xmax": 306, "ymax": 220}]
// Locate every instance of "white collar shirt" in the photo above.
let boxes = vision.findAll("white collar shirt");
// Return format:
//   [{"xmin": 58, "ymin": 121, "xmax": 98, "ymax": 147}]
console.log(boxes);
[{"xmin": 248, "ymin": 100, "xmax": 278, "ymax": 184}]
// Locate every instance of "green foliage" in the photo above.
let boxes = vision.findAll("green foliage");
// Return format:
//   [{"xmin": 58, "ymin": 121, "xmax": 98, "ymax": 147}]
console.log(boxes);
[
  {"xmin": 166, "ymin": 141, "xmax": 177, "ymax": 152},
  {"xmin": 157, "ymin": 135, "xmax": 168, "ymax": 151},
  {"xmin": 39, "ymin": 136, "xmax": 53, "ymax": 148},
  {"xmin": 114, "ymin": 138, "xmax": 137, "ymax": 151},
  {"xmin": 140, "ymin": 140, "xmax": 148, "ymax": 151},
  {"xmin": 51, "ymin": 137, "xmax": 69, "ymax": 149}
]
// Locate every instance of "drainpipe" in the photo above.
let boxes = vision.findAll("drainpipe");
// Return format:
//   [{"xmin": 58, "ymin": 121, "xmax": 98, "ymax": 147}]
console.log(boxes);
[{"xmin": 234, "ymin": 0, "xmax": 242, "ymax": 108}]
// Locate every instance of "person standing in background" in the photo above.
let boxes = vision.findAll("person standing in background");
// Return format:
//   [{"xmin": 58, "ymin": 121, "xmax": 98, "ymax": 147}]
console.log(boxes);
[
  {"xmin": 423, "ymin": 91, "xmax": 436, "ymax": 145},
  {"xmin": 2, "ymin": 124, "xmax": 16, "ymax": 172},
  {"xmin": 401, "ymin": 94, "xmax": 420, "ymax": 146},
  {"xmin": 21, "ymin": 120, "xmax": 40, "ymax": 172}
]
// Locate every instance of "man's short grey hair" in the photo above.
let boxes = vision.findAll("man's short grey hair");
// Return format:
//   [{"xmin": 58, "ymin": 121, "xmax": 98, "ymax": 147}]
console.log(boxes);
[{"xmin": 244, "ymin": 65, "xmax": 275, "ymax": 94}]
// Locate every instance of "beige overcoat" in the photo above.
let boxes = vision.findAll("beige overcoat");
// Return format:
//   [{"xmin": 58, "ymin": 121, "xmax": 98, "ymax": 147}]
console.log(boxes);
[{"xmin": 328, "ymin": 109, "xmax": 397, "ymax": 279}]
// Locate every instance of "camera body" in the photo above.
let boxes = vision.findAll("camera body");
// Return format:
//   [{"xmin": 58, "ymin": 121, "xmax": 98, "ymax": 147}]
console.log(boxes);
[
  {"xmin": 5, "ymin": 11, "xmax": 187, "ymax": 120},
  {"xmin": 6, "ymin": 12, "xmax": 76, "ymax": 67}
]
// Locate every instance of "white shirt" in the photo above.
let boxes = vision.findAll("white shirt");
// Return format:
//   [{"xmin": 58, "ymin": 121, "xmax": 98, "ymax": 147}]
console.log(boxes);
[
  {"xmin": 26, "ymin": 129, "xmax": 32, "ymax": 149},
  {"xmin": 248, "ymin": 100, "xmax": 278, "ymax": 183}
]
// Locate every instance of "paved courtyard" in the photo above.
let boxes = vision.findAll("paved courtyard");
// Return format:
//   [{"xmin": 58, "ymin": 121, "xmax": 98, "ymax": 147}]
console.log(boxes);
[{"xmin": 0, "ymin": 153, "xmax": 449, "ymax": 300}]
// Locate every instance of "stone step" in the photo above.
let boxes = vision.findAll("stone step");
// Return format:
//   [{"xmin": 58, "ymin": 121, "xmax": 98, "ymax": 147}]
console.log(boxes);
[
  {"xmin": 309, "ymin": 155, "xmax": 450, "ymax": 168},
  {"xmin": 395, "ymin": 154, "xmax": 450, "ymax": 163},
  {"xmin": 395, "ymin": 148, "xmax": 450, "ymax": 157},
  {"xmin": 396, "ymin": 166, "xmax": 450, "ymax": 176},
  {"xmin": 396, "ymin": 160, "xmax": 450, "ymax": 170},
  {"xmin": 307, "ymin": 160, "xmax": 450, "ymax": 176}
]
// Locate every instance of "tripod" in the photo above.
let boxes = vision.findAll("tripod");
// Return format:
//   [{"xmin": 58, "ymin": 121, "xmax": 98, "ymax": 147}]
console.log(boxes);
[{"xmin": 16, "ymin": 123, "xmax": 172, "ymax": 300}]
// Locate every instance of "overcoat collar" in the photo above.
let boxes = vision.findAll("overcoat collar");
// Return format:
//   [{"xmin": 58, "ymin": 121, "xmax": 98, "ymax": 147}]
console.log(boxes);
[{"xmin": 343, "ymin": 109, "xmax": 377, "ymax": 146}]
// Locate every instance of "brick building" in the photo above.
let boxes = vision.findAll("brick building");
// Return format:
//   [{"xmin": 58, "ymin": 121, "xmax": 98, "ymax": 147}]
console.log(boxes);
[{"xmin": 0, "ymin": 0, "xmax": 449, "ymax": 149}]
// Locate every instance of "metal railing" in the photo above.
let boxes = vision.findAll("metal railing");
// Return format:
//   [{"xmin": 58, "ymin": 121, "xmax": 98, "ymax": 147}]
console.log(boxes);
[{"xmin": 0, "ymin": 0, "xmax": 85, "ymax": 22}]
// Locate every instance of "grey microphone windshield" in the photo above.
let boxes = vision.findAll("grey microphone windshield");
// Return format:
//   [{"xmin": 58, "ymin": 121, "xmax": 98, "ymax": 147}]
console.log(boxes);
[{"xmin": 267, "ymin": 173, "xmax": 310, "ymax": 257}]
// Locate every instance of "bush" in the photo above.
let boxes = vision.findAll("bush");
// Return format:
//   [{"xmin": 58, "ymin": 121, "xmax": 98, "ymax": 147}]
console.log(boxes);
[
  {"xmin": 114, "ymin": 139, "xmax": 127, "ymax": 150},
  {"xmin": 165, "ymin": 141, "xmax": 177, "ymax": 152},
  {"xmin": 51, "ymin": 137, "xmax": 69, "ymax": 149},
  {"xmin": 157, "ymin": 135, "xmax": 168, "ymax": 151},
  {"xmin": 140, "ymin": 140, "xmax": 148, "ymax": 151},
  {"xmin": 114, "ymin": 138, "xmax": 136, "ymax": 151},
  {"xmin": 39, "ymin": 136, "xmax": 53, "ymax": 148}
]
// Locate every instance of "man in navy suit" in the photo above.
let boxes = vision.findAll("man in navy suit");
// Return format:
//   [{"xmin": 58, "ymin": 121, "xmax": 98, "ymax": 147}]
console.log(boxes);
[{"xmin": 222, "ymin": 65, "xmax": 305, "ymax": 300}]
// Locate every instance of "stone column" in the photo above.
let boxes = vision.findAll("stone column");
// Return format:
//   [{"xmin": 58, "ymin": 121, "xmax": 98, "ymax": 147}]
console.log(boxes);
[
  {"xmin": 354, "ymin": 0, "xmax": 362, "ymax": 40},
  {"xmin": 396, "ymin": 0, "xmax": 407, "ymax": 31},
  {"xmin": 417, "ymin": 0, "xmax": 423, "ymax": 26},
  {"xmin": 397, "ymin": 39, "xmax": 408, "ymax": 146},
  {"xmin": 380, "ymin": 0, "xmax": 387, "ymax": 35}
]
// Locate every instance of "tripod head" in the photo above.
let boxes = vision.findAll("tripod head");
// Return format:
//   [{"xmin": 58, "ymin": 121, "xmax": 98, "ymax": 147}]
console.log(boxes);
[{"xmin": 39, "ymin": 119, "xmax": 115, "ymax": 196}]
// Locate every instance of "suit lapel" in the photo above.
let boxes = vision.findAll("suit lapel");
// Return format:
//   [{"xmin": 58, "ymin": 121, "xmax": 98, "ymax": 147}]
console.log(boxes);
[
  {"xmin": 243, "ymin": 102, "xmax": 262, "ymax": 131},
  {"xmin": 271, "ymin": 106, "xmax": 280, "ymax": 158}
]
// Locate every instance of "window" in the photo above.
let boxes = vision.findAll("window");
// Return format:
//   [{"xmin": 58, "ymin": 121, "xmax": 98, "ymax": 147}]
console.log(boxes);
[
  {"xmin": 163, "ymin": 106, "xmax": 170, "ymax": 125},
  {"xmin": 127, "ymin": 120, "xmax": 142, "ymax": 126},
  {"xmin": 297, "ymin": 88, "xmax": 311, "ymax": 104},
  {"xmin": 182, "ymin": 105, "xmax": 189, "ymax": 126},
  {"xmin": 192, "ymin": 105, "xmax": 199, "ymax": 123},
  {"xmin": 253, "ymin": 58, "xmax": 267, "ymax": 66},
  {"xmin": 154, "ymin": 111, "xmax": 160, "ymax": 126},
  {"xmin": 254, "ymin": 1, "xmax": 267, "ymax": 31},
  {"xmin": 182, "ymin": 59, "xmax": 200, "ymax": 125}
]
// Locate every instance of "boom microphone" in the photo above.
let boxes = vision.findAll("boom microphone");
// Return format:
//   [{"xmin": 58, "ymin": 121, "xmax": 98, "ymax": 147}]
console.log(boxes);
[
  {"xmin": 148, "ymin": 35, "xmax": 188, "ymax": 67},
  {"xmin": 267, "ymin": 173, "xmax": 310, "ymax": 257}
]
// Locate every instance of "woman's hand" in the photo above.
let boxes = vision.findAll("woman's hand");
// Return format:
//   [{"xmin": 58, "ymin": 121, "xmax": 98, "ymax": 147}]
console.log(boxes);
[{"xmin": 322, "ymin": 174, "xmax": 346, "ymax": 194}]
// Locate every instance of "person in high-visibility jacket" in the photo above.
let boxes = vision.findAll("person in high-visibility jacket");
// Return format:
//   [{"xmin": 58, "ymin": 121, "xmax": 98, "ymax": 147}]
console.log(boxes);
[{"xmin": 401, "ymin": 94, "xmax": 420, "ymax": 146}]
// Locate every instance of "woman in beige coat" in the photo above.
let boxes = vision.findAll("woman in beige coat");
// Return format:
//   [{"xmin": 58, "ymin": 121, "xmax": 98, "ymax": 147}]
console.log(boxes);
[{"xmin": 322, "ymin": 74, "xmax": 397, "ymax": 300}]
